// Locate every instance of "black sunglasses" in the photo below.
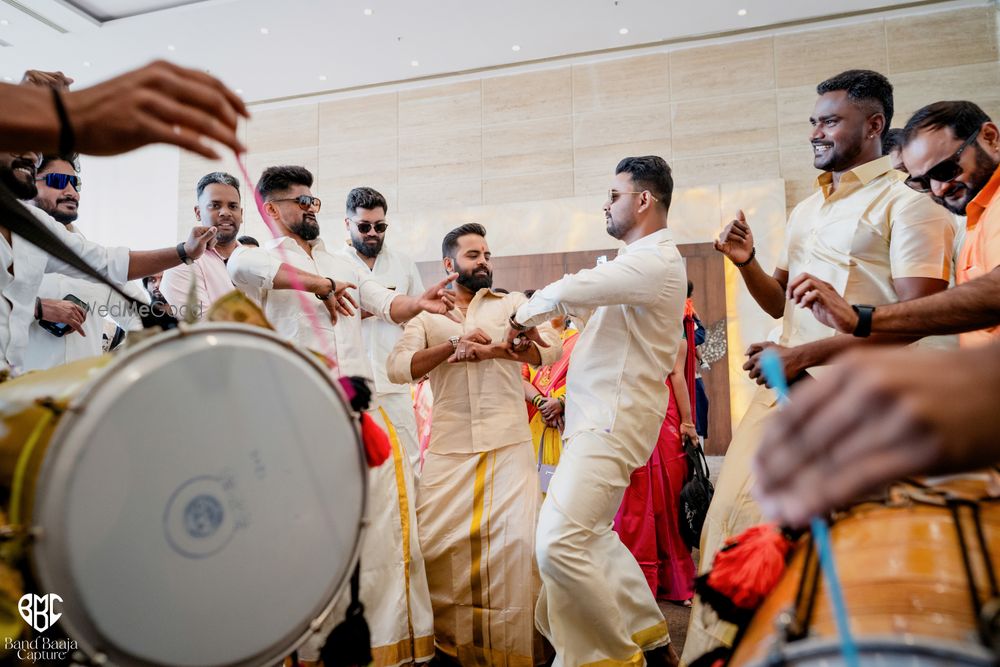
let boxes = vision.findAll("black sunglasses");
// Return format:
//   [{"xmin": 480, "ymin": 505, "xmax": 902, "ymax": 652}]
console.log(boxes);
[
  {"xmin": 268, "ymin": 195, "xmax": 321, "ymax": 211},
  {"xmin": 353, "ymin": 221, "xmax": 388, "ymax": 234},
  {"xmin": 35, "ymin": 173, "xmax": 82, "ymax": 192},
  {"xmin": 904, "ymin": 128, "xmax": 980, "ymax": 193}
]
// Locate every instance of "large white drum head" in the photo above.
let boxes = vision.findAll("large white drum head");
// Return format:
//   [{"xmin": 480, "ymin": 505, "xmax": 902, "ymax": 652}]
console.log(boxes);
[{"xmin": 31, "ymin": 325, "xmax": 366, "ymax": 667}]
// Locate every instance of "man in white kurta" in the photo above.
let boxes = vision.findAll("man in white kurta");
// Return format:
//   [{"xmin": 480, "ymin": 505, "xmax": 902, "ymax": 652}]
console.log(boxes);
[
  {"xmin": 227, "ymin": 165, "xmax": 454, "ymax": 667},
  {"xmin": 508, "ymin": 157, "xmax": 687, "ymax": 666},
  {"xmin": 25, "ymin": 156, "xmax": 148, "ymax": 372},
  {"xmin": 338, "ymin": 186, "xmax": 425, "ymax": 471},
  {"xmin": 387, "ymin": 223, "xmax": 560, "ymax": 665},
  {"xmin": 684, "ymin": 71, "xmax": 956, "ymax": 664}
]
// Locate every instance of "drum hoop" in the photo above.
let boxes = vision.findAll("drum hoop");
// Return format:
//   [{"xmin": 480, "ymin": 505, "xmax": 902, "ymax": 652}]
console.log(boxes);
[
  {"xmin": 745, "ymin": 634, "xmax": 996, "ymax": 667},
  {"xmin": 29, "ymin": 323, "xmax": 369, "ymax": 667}
]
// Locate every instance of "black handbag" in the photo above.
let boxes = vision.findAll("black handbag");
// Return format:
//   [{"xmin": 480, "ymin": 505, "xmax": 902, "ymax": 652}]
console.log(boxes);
[{"xmin": 679, "ymin": 435, "xmax": 714, "ymax": 550}]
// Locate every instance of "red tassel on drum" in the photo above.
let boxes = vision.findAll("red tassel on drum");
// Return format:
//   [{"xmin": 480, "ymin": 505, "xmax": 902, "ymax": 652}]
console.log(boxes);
[
  {"xmin": 695, "ymin": 523, "xmax": 794, "ymax": 624},
  {"xmin": 360, "ymin": 412, "xmax": 391, "ymax": 468}
]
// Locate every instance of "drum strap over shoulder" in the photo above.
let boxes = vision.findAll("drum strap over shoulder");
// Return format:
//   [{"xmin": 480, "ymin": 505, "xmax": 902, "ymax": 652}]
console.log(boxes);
[
  {"xmin": 947, "ymin": 499, "xmax": 1000, "ymax": 652},
  {"xmin": 0, "ymin": 182, "xmax": 177, "ymax": 331}
]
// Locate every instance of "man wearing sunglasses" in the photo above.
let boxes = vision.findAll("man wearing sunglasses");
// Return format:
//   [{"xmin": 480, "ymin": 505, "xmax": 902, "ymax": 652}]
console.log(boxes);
[
  {"xmin": 337, "ymin": 186, "xmax": 425, "ymax": 472},
  {"xmin": 160, "ymin": 171, "xmax": 246, "ymax": 318},
  {"xmin": 784, "ymin": 101, "xmax": 1000, "ymax": 347},
  {"xmin": 684, "ymin": 71, "xmax": 957, "ymax": 665},
  {"xmin": 229, "ymin": 165, "xmax": 458, "ymax": 667},
  {"xmin": 0, "ymin": 149, "xmax": 217, "ymax": 375},
  {"xmin": 23, "ymin": 155, "xmax": 150, "ymax": 371}
]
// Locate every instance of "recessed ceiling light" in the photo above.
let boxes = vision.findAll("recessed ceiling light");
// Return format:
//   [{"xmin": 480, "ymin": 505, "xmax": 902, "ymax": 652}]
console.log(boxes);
[
  {"xmin": 618, "ymin": 27, "xmax": 629, "ymax": 35},
  {"xmin": 410, "ymin": 60, "xmax": 419, "ymax": 67},
  {"xmin": 259, "ymin": 27, "xmax": 269, "ymax": 35},
  {"xmin": 737, "ymin": 8, "xmax": 747, "ymax": 16},
  {"xmin": 511, "ymin": 44, "xmax": 521, "ymax": 52},
  {"xmin": 167, "ymin": 44, "xmax": 176, "ymax": 51},
  {"xmin": 318, "ymin": 75, "xmax": 327, "ymax": 81},
  {"xmin": 2, "ymin": 76, "xmax": 11, "ymax": 82},
  {"xmin": 82, "ymin": 61, "xmax": 91, "ymax": 67},
  {"xmin": 0, "ymin": 19, "xmax": 8, "ymax": 26},
  {"xmin": 363, "ymin": 8, "xmax": 373, "ymax": 15},
  {"xmin": 235, "ymin": 88, "xmax": 243, "ymax": 94}
]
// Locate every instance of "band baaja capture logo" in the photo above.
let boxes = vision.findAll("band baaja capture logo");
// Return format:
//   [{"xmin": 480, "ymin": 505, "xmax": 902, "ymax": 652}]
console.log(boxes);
[{"xmin": 4, "ymin": 594, "xmax": 79, "ymax": 663}]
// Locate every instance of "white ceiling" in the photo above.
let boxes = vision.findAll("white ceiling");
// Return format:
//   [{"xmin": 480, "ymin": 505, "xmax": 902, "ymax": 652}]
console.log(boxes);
[{"xmin": 0, "ymin": 0, "xmax": 968, "ymax": 103}]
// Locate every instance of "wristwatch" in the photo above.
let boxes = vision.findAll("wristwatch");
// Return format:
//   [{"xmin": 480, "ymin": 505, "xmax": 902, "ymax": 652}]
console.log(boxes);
[
  {"xmin": 851, "ymin": 304, "xmax": 876, "ymax": 338},
  {"xmin": 448, "ymin": 335, "xmax": 460, "ymax": 350},
  {"xmin": 175, "ymin": 242, "xmax": 193, "ymax": 266}
]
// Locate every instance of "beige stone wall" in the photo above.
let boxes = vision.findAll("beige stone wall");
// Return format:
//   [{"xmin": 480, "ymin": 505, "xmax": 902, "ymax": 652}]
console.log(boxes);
[{"xmin": 177, "ymin": 4, "xmax": 1000, "ymax": 239}]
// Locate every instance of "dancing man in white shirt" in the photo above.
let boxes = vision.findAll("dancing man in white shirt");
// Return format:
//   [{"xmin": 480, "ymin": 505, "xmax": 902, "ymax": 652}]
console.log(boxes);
[
  {"xmin": 338, "ymin": 186, "xmax": 425, "ymax": 471},
  {"xmin": 505, "ymin": 156, "xmax": 687, "ymax": 666},
  {"xmin": 227, "ymin": 165, "xmax": 456, "ymax": 667}
]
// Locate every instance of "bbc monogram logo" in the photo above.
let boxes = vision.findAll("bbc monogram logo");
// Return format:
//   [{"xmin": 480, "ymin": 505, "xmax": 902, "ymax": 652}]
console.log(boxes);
[{"xmin": 18, "ymin": 594, "xmax": 62, "ymax": 633}]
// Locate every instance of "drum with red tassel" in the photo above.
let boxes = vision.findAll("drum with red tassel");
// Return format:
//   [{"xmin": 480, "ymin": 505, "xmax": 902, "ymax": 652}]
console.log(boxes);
[{"xmin": 728, "ymin": 476, "xmax": 1000, "ymax": 667}]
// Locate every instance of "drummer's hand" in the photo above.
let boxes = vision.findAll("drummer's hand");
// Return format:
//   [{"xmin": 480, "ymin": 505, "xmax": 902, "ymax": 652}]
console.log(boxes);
[
  {"xmin": 40, "ymin": 298, "xmax": 87, "ymax": 336},
  {"xmin": 753, "ymin": 344, "xmax": 1000, "ymax": 529}
]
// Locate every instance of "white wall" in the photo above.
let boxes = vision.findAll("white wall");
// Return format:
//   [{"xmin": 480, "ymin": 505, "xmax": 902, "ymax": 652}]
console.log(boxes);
[{"xmin": 75, "ymin": 144, "xmax": 181, "ymax": 249}]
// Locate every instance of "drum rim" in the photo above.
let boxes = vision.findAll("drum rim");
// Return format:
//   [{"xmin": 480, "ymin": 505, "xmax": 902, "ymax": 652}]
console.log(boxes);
[
  {"xmin": 738, "ymin": 633, "xmax": 997, "ymax": 666},
  {"xmin": 28, "ymin": 323, "xmax": 368, "ymax": 667}
]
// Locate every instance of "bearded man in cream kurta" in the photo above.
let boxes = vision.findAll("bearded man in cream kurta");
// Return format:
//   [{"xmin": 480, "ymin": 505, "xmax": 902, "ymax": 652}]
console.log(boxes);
[
  {"xmin": 387, "ymin": 223, "xmax": 560, "ymax": 665},
  {"xmin": 504, "ymin": 156, "xmax": 687, "ymax": 667},
  {"xmin": 683, "ymin": 70, "xmax": 957, "ymax": 664}
]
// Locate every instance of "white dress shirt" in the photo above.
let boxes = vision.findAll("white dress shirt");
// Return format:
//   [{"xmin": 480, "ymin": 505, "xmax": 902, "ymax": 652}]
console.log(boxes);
[
  {"xmin": 337, "ymin": 243, "xmax": 425, "ymax": 395},
  {"xmin": 515, "ymin": 227, "xmax": 687, "ymax": 449},
  {"xmin": 227, "ymin": 235, "xmax": 398, "ymax": 379},
  {"xmin": 0, "ymin": 203, "xmax": 130, "ymax": 375}
]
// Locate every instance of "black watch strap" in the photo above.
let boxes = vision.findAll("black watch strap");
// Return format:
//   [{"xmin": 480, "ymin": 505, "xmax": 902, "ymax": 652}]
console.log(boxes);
[
  {"xmin": 851, "ymin": 304, "xmax": 875, "ymax": 338},
  {"xmin": 176, "ymin": 242, "xmax": 192, "ymax": 265}
]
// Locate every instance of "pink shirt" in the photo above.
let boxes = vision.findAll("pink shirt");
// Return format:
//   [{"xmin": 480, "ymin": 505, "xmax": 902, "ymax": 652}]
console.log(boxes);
[{"xmin": 160, "ymin": 246, "xmax": 239, "ymax": 319}]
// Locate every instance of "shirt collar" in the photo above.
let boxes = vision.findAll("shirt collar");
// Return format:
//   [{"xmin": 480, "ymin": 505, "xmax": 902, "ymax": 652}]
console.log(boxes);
[
  {"xmin": 814, "ymin": 155, "xmax": 893, "ymax": 191},
  {"xmin": 967, "ymin": 163, "xmax": 1000, "ymax": 229},
  {"xmin": 621, "ymin": 226, "xmax": 672, "ymax": 254},
  {"xmin": 264, "ymin": 235, "xmax": 327, "ymax": 253}
]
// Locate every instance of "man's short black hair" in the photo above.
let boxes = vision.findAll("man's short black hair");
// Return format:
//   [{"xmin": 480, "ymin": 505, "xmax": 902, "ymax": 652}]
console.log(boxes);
[
  {"xmin": 882, "ymin": 128, "xmax": 906, "ymax": 155},
  {"xmin": 257, "ymin": 165, "xmax": 313, "ymax": 200},
  {"xmin": 346, "ymin": 186, "xmax": 388, "ymax": 216},
  {"xmin": 196, "ymin": 171, "xmax": 241, "ymax": 200},
  {"xmin": 615, "ymin": 156, "xmax": 673, "ymax": 212},
  {"xmin": 38, "ymin": 154, "xmax": 79, "ymax": 174},
  {"xmin": 903, "ymin": 100, "xmax": 992, "ymax": 143},
  {"xmin": 238, "ymin": 235, "xmax": 260, "ymax": 247},
  {"xmin": 442, "ymin": 223, "xmax": 486, "ymax": 259},
  {"xmin": 816, "ymin": 69, "xmax": 894, "ymax": 139}
]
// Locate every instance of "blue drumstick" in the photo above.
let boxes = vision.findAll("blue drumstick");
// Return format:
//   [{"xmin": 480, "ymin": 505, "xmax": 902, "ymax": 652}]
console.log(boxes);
[{"xmin": 759, "ymin": 349, "xmax": 859, "ymax": 667}]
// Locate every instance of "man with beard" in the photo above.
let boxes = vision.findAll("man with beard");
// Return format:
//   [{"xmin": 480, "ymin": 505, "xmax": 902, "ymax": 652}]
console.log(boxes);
[
  {"xmin": 228, "ymin": 165, "xmax": 457, "ymax": 667},
  {"xmin": 498, "ymin": 157, "xmax": 686, "ymax": 666},
  {"xmin": 338, "ymin": 186, "xmax": 425, "ymax": 470},
  {"xmin": 785, "ymin": 102, "xmax": 1000, "ymax": 348},
  {"xmin": 160, "ymin": 172, "xmax": 245, "ymax": 318},
  {"xmin": 682, "ymin": 70, "xmax": 957, "ymax": 663},
  {"xmin": 24, "ymin": 155, "xmax": 149, "ymax": 371},
  {"xmin": 0, "ymin": 149, "xmax": 217, "ymax": 375},
  {"xmin": 386, "ymin": 223, "xmax": 561, "ymax": 664}
]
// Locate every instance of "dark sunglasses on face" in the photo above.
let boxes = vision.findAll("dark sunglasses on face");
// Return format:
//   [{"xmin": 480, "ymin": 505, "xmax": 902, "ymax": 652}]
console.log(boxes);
[
  {"xmin": 269, "ymin": 195, "xmax": 321, "ymax": 211},
  {"xmin": 36, "ymin": 173, "xmax": 82, "ymax": 192},
  {"xmin": 354, "ymin": 221, "xmax": 388, "ymax": 234},
  {"xmin": 904, "ymin": 128, "xmax": 980, "ymax": 193}
]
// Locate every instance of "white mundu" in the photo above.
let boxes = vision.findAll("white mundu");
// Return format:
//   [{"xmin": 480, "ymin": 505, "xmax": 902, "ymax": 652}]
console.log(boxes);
[
  {"xmin": 515, "ymin": 227, "xmax": 687, "ymax": 665},
  {"xmin": 339, "ymin": 242, "xmax": 425, "ymax": 470},
  {"xmin": 228, "ymin": 237, "xmax": 435, "ymax": 666}
]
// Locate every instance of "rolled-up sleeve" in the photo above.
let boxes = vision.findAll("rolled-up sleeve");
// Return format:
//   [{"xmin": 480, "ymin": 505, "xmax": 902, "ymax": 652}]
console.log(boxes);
[
  {"xmin": 228, "ymin": 246, "xmax": 281, "ymax": 293},
  {"xmin": 359, "ymin": 273, "xmax": 398, "ymax": 322},
  {"xmin": 36, "ymin": 210, "xmax": 130, "ymax": 286},
  {"xmin": 386, "ymin": 314, "xmax": 428, "ymax": 384},
  {"xmin": 516, "ymin": 251, "xmax": 668, "ymax": 328}
]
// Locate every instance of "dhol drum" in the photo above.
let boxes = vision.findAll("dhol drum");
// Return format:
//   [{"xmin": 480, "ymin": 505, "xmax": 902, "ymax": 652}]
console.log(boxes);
[
  {"xmin": 0, "ymin": 324, "xmax": 367, "ymax": 666},
  {"xmin": 730, "ymin": 476, "xmax": 1000, "ymax": 666}
]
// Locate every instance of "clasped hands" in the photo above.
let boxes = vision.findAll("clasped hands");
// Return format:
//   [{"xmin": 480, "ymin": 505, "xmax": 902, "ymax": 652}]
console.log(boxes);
[{"xmin": 448, "ymin": 328, "xmax": 515, "ymax": 363}]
